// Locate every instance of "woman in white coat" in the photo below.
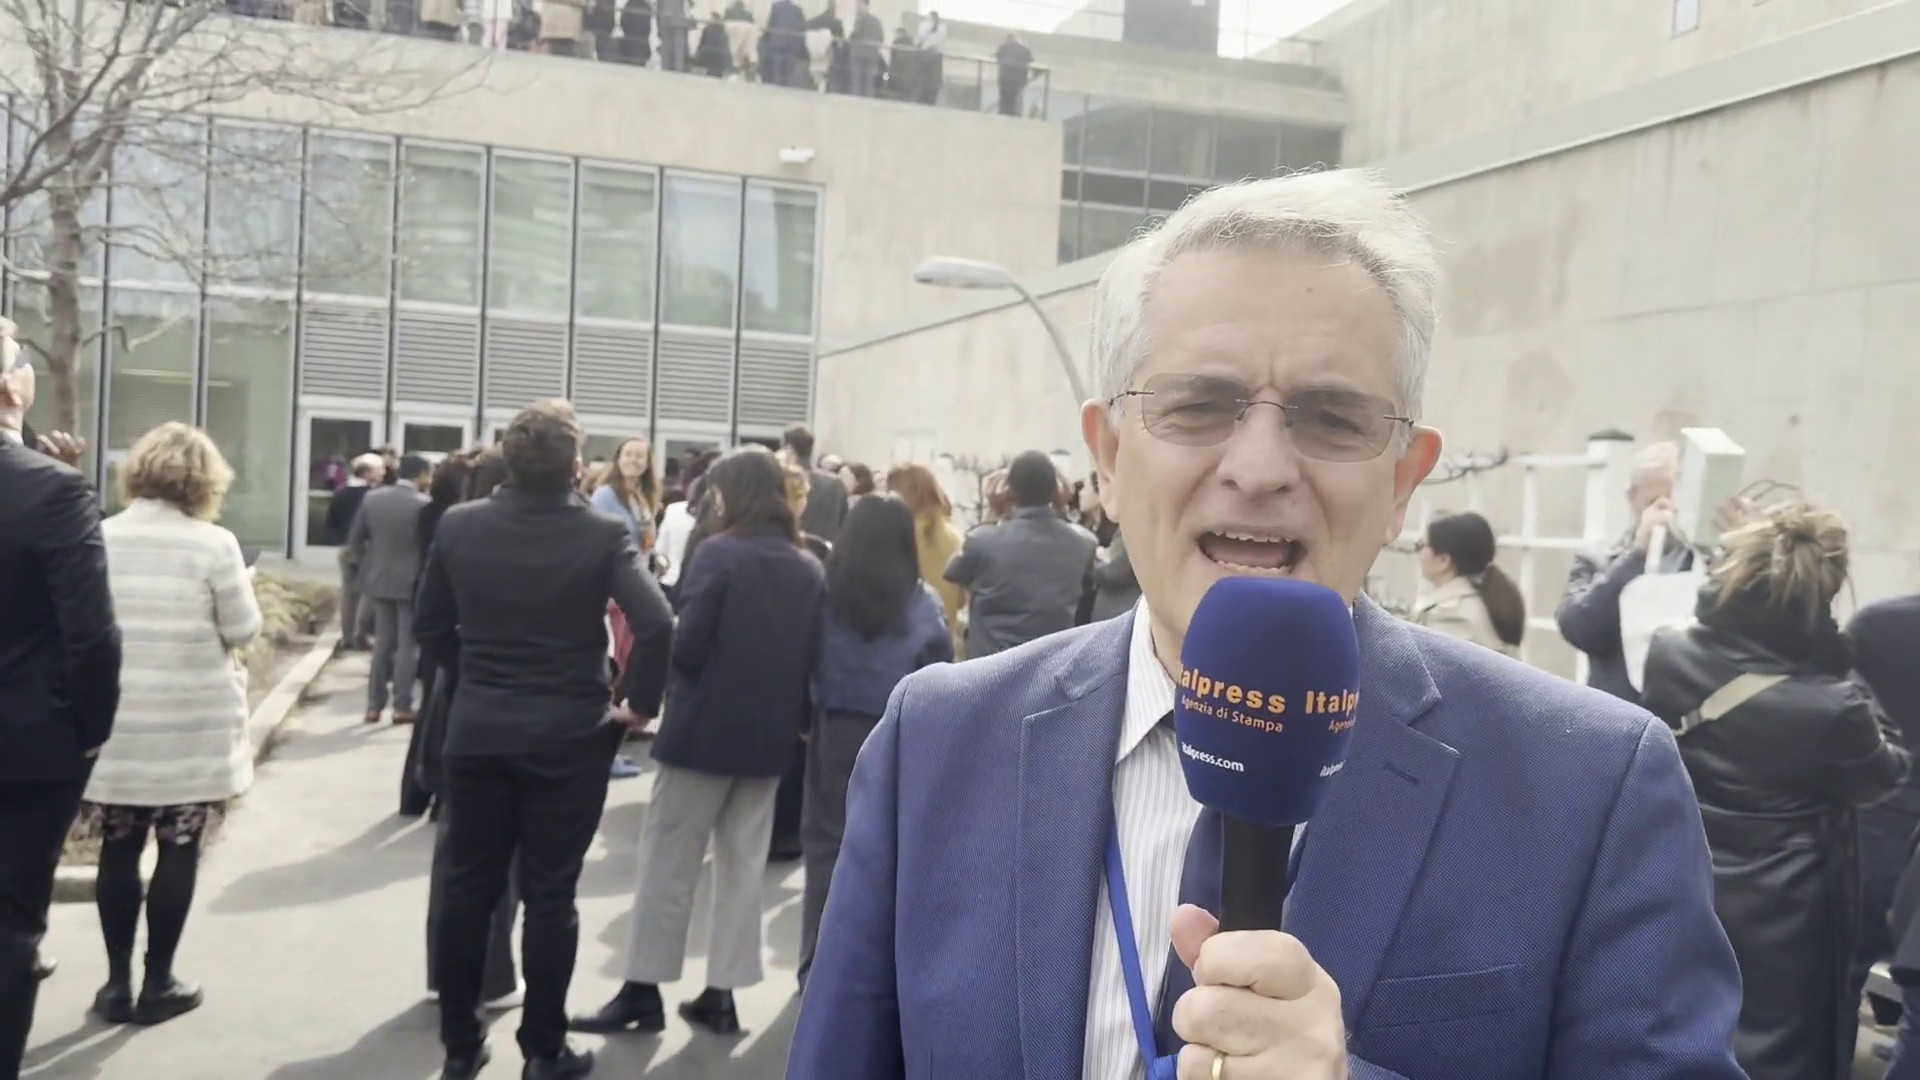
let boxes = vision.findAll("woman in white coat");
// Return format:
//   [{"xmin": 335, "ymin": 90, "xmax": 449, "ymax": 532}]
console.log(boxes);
[
  {"xmin": 1412, "ymin": 511, "xmax": 1526, "ymax": 658},
  {"xmin": 84, "ymin": 423, "xmax": 261, "ymax": 1027}
]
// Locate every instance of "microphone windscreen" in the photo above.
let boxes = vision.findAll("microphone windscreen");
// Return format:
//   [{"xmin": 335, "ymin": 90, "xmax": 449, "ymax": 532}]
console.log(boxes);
[{"xmin": 1175, "ymin": 576, "xmax": 1361, "ymax": 827}]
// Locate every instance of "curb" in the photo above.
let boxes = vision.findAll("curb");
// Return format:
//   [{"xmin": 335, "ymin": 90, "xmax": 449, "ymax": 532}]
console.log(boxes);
[{"xmin": 53, "ymin": 632, "xmax": 344, "ymax": 904}]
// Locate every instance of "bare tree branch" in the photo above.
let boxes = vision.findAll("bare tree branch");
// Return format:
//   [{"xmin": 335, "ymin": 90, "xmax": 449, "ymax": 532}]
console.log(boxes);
[{"xmin": 0, "ymin": 2, "xmax": 486, "ymax": 429}]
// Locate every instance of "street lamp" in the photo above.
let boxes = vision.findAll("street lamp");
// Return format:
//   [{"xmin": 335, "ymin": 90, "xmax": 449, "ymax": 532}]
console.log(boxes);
[{"xmin": 911, "ymin": 256, "xmax": 1089, "ymax": 404}]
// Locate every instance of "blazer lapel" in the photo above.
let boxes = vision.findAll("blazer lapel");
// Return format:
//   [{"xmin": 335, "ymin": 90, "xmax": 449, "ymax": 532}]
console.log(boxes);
[
  {"xmin": 1285, "ymin": 598, "xmax": 1458, "ymax": 1029},
  {"xmin": 1016, "ymin": 618, "xmax": 1132, "ymax": 1080}
]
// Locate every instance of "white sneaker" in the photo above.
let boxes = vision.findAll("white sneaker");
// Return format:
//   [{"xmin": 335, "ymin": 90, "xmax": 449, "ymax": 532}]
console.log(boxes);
[{"xmin": 484, "ymin": 987, "xmax": 524, "ymax": 1011}]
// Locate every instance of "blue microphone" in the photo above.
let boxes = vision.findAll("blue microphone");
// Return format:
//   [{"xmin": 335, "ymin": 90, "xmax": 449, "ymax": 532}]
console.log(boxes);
[{"xmin": 1175, "ymin": 576, "xmax": 1361, "ymax": 931}]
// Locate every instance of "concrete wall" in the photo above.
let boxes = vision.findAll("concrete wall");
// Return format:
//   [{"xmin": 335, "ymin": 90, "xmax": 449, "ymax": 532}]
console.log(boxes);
[
  {"xmin": 815, "ymin": 5, "xmax": 1920, "ymax": 667},
  {"xmin": 99, "ymin": 24, "xmax": 1064, "ymax": 339},
  {"xmin": 1314, "ymin": 0, "xmax": 1898, "ymax": 163}
]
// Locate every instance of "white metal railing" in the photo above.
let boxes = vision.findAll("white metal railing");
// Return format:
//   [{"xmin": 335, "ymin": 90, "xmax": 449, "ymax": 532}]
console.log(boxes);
[{"xmin": 1381, "ymin": 435, "xmax": 1640, "ymax": 682}]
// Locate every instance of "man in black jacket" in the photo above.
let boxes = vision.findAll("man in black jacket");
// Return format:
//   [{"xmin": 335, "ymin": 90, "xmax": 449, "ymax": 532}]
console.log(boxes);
[
  {"xmin": 0, "ymin": 338, "xmax": 121, "ymax": 1078},
  {"xmin": 415, "ymin": 400, "xmax": 673, "ymax": 1080},
  {"xmin": 1849, "ymin": 586, "xmax": 1920, "ymax": 1038}
]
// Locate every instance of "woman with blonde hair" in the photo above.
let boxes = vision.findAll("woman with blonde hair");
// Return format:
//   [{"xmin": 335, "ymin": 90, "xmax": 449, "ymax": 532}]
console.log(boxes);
[
  {"xmin": 1644, "ymin": 503, "xmax": 1907, "ymax": 1080},
  {"xmin": 883, "ymin": 463, "xmax": 965, "ymax": 644},
  {"xmin": 84, "ymin": 422, "xmax": 262, "ymax": 1026}
]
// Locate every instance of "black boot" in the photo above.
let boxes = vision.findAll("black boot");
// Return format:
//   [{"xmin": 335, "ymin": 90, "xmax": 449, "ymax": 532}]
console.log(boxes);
[
  {"xmin": 91, "ymin": 950, "xmax": 134, "ymax": 1024},
  {"xmin": 441, "ymin": 1041, "xmax": 491, "ymax": 1080},
  {"xmin": 678, "ymin": 987, "xmax": 742, "ymax": 1036},
  {"xmin": 569, "ymin": 982, "xmax": 664, "ymax": 1034},
  {"xmin": 133, "ymin": 960, "xmax": 203, "ymax": 1026},
  {"xmin": 522, "ymin": 1042, "xmax": 594, "ymax": 1080}
]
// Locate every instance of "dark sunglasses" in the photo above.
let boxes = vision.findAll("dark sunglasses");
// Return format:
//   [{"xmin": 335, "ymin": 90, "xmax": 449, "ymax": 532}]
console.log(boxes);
[{"xmin": 1109, "ymin": 373, "xmax": 1413, "ymax": 463}]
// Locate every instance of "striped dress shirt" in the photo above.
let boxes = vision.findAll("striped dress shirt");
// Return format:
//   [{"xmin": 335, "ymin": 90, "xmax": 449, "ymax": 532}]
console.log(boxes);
[{"xmin": 1080, "ymin": 602, "xmax": 1199, "ymax": 1080}]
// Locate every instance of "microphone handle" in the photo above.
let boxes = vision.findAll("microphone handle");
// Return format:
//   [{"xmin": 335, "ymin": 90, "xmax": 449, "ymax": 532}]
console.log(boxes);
[{"xmin": 1220, "ymin": 816, "xmax": 1294, "ymax": 933}]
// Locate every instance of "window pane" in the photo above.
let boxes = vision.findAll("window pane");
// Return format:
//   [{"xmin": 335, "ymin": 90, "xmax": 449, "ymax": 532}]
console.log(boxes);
[
  {"xmin": 398, "ymin": 143, "xmax": 484, "ymax": 306},
  {"xmin": 1049, "ymin": 92, "xmax": 1091, "ymax": 166},
  {"xmin": 209, "ymin": 124, "xmax": 302, "ymax": 291},
  {"xmin": 1079, "ymin": 171, "xmax": 1147, "ymax": 209},
  {"xmin": 488, "ymin": 155, "xmax": 574, "ymax": 316},
  {"xmin": 1077, "ymin": 205, "xmax": 1146, "ymax": 259},
  {"xmin": 10, "ymin": 111, "xmax": 107, "ymax": 279},
  {"xmin": 660, "ymin": 173, "xmax": 740, "ymax": 330},
  {"xmin": 306, "ymin": 135, "xmax": 394, "ymax": 298},
  {"xmin": 742, "ymin": 184, "xmax": 817, "ymax": 336},
  {"xmin": 1058, "ymin": 203, "xmax": 1080, "ymax": 264},
  {"xmin": 1279, "ymin": 125, "xmax": 1342, "ymax": 172},
  {"xmin": 110, "ymin": 119, "xmax": 208, "ymax": 288},
  {"xmin": 1148, "ymin": 178, "xmax": 1210, "ymax": 214},
  {"xmin": 1150, "ymin": 109, "xmax": 1214, "ymax": 180},
  {"xmin": 577, "ymin": 164, "xmax": 657, "ymax": 322},
  {"xmin": 11, "ymin": 281, "xmax": 103, "ymax": 466},
  {"xmin": 1215, "ymin": 116, "xmax": 1279, "ymax": 183},
  {"xmin": 205, "ymin": 300, "xmax": 293, "ymax": 549},
  {"xmin": 104, "ymin": 289, "xmax": 199, "ymax": 513},
  {"xmin": 1081, "ymin": 99, "xmax": 1150, "ymax": 173}
]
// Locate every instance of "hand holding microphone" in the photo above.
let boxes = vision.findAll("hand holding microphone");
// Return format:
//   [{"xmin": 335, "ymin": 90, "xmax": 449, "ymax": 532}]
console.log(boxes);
[
  {"xmin": 1168, "ymin": 905, "xmax": 1346, "ymax": 1080},
  {"xmin": 1169, "ymin": 576, "xmax": 1362, "ymax": 1080}
]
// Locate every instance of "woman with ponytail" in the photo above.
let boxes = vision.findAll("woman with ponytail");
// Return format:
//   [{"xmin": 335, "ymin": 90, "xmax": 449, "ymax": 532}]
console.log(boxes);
[
  {"xmin": 1644, "ymin": 502, "xmax": 1907, "ymax": 1080},
  {"xmin": 1413, "ymin": 512, "xmax": 1525, "ymax": 656}
]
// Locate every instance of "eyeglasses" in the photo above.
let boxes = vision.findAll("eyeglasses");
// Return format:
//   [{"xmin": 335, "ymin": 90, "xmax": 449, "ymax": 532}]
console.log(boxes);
[{"xmin": 1109, "ymin": 373, "xmax": 1413, "ymax": 463}]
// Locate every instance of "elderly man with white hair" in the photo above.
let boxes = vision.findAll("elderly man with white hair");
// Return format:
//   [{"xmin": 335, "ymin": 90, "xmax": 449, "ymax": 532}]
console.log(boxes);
[
  {"xmin": 0, "ymin": 318, "xmax": 121, "ymax": 1076},
  {"xmin": 1556, "ymin": 441, "xmax": 1692, "ymax": 705},
  {"xmin": 786, "ymin": 171, "xmax": 1744, "ymax": 1080}
]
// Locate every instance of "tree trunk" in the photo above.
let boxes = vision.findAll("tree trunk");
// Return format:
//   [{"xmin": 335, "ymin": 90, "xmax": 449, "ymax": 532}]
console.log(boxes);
[{"xmin": 44, "ymin": 172, "xmax": 86, "ymax": 435}]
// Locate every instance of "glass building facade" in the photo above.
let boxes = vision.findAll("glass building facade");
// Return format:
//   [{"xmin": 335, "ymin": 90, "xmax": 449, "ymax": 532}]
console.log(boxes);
[
  {"xmin": 1049, "ymin": 94, "xmax": 1342, "ymax": 262},
  {"xmin": 5, "ymin": 111, "xmax": 822, "ymax": 556}
]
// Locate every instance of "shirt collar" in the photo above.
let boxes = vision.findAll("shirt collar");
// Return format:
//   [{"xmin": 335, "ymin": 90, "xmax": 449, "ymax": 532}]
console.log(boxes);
[{"xmin": 1117, "ymin": 599, "xmax": 1177, "ymax": 765}]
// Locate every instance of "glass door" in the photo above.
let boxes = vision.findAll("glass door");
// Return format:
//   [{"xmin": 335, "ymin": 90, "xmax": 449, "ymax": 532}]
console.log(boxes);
[{"xmin": 297, "ymin": 413, "xmax": 385, "ymax": 553}]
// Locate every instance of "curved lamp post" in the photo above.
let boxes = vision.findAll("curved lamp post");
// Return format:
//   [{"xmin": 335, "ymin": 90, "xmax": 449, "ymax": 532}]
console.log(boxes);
[{"xmin": 911, "ymin": 256, "xmax": 1088, "ymax": 404}]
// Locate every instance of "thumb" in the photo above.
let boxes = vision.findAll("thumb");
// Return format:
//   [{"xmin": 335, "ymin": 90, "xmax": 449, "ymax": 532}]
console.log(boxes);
[{"xmin": 1170, "ymin": 903, "xmax": 1220, "ymax": 972}]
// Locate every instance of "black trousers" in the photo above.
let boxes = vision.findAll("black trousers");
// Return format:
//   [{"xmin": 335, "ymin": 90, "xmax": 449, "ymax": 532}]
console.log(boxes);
[
  {"xmin": 770, "ymin": 736, "xmax": 805, "ymax": 859},
  {"xmin": 0, "ymin": 774, "xmax": 90, "ymax": 1080},
  {"xmin": 797, "ymin": 710, "xmax": 878, "ymax": 988},
  {"xmin": 436, "ymin": 735, "xmax": 615, "ymax": 1061}
]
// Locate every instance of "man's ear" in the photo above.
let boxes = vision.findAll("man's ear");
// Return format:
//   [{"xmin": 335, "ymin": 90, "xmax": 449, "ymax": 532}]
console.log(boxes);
[
  {"xmin": 1385, "ymin": 426, "xmax": 1443, "ymax": 543},
  {"xmin": 1082, "ymin": 399, "xmax": 1121, "ymax": 520}
]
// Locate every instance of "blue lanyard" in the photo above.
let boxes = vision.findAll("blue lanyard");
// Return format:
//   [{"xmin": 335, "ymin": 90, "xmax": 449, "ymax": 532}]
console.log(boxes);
[{"xmin": 1105, "ymin": 815, "xmax": 1181, "ymax": 1080}]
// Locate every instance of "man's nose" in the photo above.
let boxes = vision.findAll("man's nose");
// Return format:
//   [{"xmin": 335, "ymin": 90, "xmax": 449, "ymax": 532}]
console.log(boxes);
[{"xmin": 1215, "ymin": 406, "xmax": 1304, "ymax": 493}]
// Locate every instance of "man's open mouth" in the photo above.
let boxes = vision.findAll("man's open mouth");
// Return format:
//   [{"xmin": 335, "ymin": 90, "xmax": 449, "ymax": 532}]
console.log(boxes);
[{"xmin": 1197, "ymin": 531, "xmax": 1306, "ymax": 573}]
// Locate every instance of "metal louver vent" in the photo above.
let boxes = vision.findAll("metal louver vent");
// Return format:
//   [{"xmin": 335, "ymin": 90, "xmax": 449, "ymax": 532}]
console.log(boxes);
[
  {"xmin": 571, "ymin": 322, "xmax": 653, "ymax": 416},
  {"xmin": 654, "ymin": 330, "xmax": 735, "ymax": 425},
  {"xmin": 736, "ymin": 336, "xmax": 813, "ymax": 429},
  {"xmin": 298, "ymin": 303, "xmax": 389, "ymax": 399},
  {"xmin": 483, "ymin": 317, "xmax": 568, "ymax": 410},
  {"xmin": 394, "ymin": 308, "xmax": 480, "ymax": 407}
]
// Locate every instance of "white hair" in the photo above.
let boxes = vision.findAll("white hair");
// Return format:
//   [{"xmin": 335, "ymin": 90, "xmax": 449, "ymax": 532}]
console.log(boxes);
[
  {"xmin": 1090, "ymin": 169, "xmax": 1440, "ymax": 422},
  {"xmin": 0, "ymin": 317, "xmax": 17, "ymax": 378}
]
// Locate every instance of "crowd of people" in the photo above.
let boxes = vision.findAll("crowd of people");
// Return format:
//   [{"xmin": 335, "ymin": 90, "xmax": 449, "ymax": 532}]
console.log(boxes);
[
  {"xmin": 234, "ymin": 0, "xmax": 1044, "ymax": 117},
  {"xmin": 6, "ymin": 170, "xmax": 1920, "ymax": 1080}
]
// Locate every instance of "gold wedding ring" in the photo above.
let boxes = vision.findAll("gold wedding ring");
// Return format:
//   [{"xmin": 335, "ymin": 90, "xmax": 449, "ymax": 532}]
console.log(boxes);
[{"xmin": 1211, "ymin": 1050, "xmax": 1227, "ymax": 1080}]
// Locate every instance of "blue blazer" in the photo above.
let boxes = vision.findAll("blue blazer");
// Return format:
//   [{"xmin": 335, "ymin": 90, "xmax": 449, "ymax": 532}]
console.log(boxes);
[{"xmin": 787, "ymin": 600, "xmax": 1746, "ymax": 1080}]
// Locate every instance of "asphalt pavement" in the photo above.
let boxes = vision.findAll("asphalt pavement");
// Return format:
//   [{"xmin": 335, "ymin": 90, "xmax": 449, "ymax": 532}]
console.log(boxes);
[{"xmin": 23, "ymin": 651, "xmax": 804, "ymax": 1080}]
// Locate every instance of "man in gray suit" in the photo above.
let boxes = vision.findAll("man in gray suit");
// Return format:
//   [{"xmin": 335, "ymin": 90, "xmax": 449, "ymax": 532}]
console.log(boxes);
[
  {"xmin": 349, "ymin": 454, "xmax": 431, "ymax": 724},
  {"xmin": 783, "ymin": 423, "xmax": 848, "ymax": 542},
  {"xmin": 945, "ymin": 450, "xmax": 1096, "ymax": 658}
]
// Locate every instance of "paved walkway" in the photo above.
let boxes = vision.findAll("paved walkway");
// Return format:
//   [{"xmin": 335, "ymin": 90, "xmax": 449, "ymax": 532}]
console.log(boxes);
[{"xmin": 24, "ymin": 653, "xmax": 803, "ymax": 1080}]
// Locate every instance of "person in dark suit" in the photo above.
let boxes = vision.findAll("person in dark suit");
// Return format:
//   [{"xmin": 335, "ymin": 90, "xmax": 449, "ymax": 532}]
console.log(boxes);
[
  {"xmin": 326, "ymin": 453, "xmax": 384, "ymax": 651},
  {"xmin": 414, "ymin": 401, "xmax": 673, "ymax": 1080},
  {"xmin": 0, "ymin": 332, "xmax": 121, "ymax": 1077},
  {"xmin": 943, "ymin": 450, "xmax": 1097, "ymax": 658},
  {"xmin": 350, "ymin": 454, "xmax": 431, "ymax": 725},
  {"xmin": 782, "ymin": 424, "xmax": 848, "ymax": 541},
  {"xmin": 574, "ymin": 448, "xmax": 824, "ymax": 1039},
  {"xmin": 1849, "ymin": 583, "xmax": 1920, "ymax": 1040}
]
